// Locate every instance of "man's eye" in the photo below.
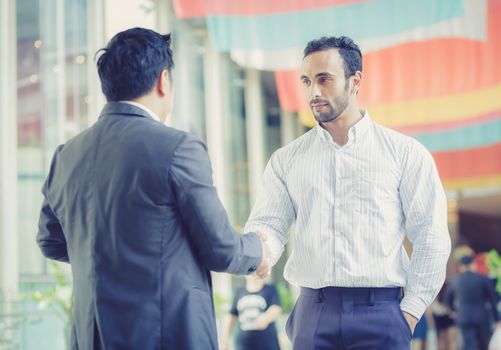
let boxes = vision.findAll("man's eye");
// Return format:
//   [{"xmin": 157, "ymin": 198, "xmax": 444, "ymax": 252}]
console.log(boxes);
[{"xmin": 302, "ymin": 80, "xmax": 310, "ymax": 86}]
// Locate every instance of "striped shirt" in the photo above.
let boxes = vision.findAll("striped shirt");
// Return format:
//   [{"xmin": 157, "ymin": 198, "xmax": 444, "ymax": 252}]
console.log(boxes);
[{"xmin": 244, "ymin": 111, "xmax": 451, "ymax": 319}]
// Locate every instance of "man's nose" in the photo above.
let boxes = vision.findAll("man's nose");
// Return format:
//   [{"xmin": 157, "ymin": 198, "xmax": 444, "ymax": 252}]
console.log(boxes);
[{"xmin": 310, "ymin": 83, "xmax": 321, "ymax": 100}]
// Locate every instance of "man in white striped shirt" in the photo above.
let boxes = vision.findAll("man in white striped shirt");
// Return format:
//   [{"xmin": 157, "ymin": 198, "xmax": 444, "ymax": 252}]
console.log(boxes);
[{"xmin": 244, "ymin": 36, "xmax": 451, "ymax": 349}]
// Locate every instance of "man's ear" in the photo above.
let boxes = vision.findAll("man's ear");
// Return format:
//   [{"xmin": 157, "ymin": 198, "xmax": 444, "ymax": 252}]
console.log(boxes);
[
  {"xmin": 157, "ymin": 69, "xmax": 171, "ymax": 97},
  {"xmin": 350, "ymin": 71, "xmax": 362, "ymax": 95}
]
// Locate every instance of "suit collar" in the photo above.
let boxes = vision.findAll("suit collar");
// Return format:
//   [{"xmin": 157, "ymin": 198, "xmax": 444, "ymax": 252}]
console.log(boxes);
[{"xmin": 99, "ymin": 101, "xmax": 155, "ymax": 120}]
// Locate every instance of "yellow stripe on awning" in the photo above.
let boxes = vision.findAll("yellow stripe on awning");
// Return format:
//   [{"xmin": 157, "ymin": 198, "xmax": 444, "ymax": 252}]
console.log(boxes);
[
  {"xmin": 443, "ymin": 174, "xmax": 501, "ymax": 191},
  {"xmin": 368, "ymin": 84, "xmax": 501, "ymax": 128}
]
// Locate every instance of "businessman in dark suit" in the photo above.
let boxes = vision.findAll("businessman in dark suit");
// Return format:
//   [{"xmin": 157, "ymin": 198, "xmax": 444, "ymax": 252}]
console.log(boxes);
[
  {"xmin": 447, "ymin": 255, "xmax": 501, "ymax": 350},
  {"xmin": 36, "ymin": 27, "xmax": 270, "ymax": 350}
]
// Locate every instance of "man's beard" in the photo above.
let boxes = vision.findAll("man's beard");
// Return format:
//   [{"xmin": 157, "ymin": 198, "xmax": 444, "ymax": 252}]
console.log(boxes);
[{"xmin": 312, "ymin": 93, "xmax": 349, "ymax": 123}]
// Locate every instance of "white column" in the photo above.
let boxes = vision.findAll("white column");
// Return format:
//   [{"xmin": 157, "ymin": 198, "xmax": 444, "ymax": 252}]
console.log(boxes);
[
  {"xmin": 155, "ymin": 0, "xmax": 172, "ymax": 34},
  {"xmin": 203, "ymin": 40, "xmax": 230, "ymax": 208},
  {"xmin": 203, "ymin": 40, "xmax": 232, "ymax": 328},
  {"xmin": 0, "ymin": 0, "xmax": 19, "ymax": 302},
  {"xmin": 280, "ymin": 110, "xmax": 297, "ymax": 146},
  {"xmin": 172, "ymin": 21, "xmax": 204, "ymax": 132},
  {"xmin": 86, "ymin": 0, "xmax": 106, "ymax": 126},
  {"xmin": 245, "ymin": 69, "xmax": 266, "ymax": 204},
  {"xmin": 104, "ymin": 0, "xmax": 156, "ymax": 39}
]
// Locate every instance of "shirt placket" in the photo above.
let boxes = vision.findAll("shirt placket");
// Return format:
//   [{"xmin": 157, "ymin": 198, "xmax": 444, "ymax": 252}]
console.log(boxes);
[
  {"xmin": 331, "ymin": 141, "xmax": 341, "ymax": 282},
  {"xmin": 331, "ymin": 134, "xmax": 354, "ymax": 284}
]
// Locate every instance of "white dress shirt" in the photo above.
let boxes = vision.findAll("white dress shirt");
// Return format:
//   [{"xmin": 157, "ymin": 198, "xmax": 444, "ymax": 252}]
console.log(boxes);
[{"xmin": 244, "ymin": 111, "xmax": 451, "ymax": 319}]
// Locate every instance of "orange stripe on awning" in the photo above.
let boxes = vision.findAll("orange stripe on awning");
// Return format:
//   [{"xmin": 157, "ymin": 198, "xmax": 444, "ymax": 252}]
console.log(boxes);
[{"xmin": 173, "ymin": 0, "xmax": 365, "ymax": 18}]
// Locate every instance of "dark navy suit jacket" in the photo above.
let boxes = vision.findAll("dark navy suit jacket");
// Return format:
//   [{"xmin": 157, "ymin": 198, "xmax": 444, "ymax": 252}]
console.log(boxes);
[
  {"xmin": 36, "ymin": 102, "xmax": 262, "ymax": 349},
  {"xmin": 447, "ymin": 270, "xmax": 500, "ymax": 326}
]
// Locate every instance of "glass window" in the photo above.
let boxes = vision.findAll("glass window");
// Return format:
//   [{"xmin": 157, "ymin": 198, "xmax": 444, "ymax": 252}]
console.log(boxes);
[{"xmin": 17, "ymin": 0, "xmax": 89, "ymax": 275}]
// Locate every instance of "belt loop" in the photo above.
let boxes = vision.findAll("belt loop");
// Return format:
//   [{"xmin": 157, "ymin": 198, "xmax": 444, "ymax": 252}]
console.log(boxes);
[
  {"xmin": 369, "ymin": 288, "xmax": 375, "ymax": 306},
  {"xmin": 317, "ymin": 288, "xmax": 324, "ymax": 303}
]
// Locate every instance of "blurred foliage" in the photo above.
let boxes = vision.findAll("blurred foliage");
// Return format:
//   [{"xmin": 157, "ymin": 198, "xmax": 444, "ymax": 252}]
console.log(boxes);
[
  {"xmin": 276, "ymin": 281, "xmax": 294, "ymax": 313},
  {"xmin": 486, "ymin": 249, "xmax": 501, "ymax": 296},
  {"xmin": 213, "ymin": 291, "xmax": 231, "ymax": 319},
  {"xmin": 21, "ymin": 260, "xmax": 73, "ymax": 348}
]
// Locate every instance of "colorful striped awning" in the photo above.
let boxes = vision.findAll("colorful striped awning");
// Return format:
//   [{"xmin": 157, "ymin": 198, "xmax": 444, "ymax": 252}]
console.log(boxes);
[{"xmin": 173, "ymin": 0, "xmax": 501, "ymax": 190}]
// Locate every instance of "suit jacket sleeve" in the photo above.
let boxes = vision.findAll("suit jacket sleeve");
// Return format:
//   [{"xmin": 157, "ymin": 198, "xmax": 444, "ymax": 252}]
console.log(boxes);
[
  {"xmin": 169, "ymin": 134, "xmax": 262, "ymax": 274},
  {"xmin": 36, "ymin": 146, "xmax": 69, "ymax": 263},
  {"xmin": 445, "ymin": 283, "xmax": 456, "ymax": 312},
  {"xmin": 485, "ymin": 277, "xmax": 501, "ymax": 321}
]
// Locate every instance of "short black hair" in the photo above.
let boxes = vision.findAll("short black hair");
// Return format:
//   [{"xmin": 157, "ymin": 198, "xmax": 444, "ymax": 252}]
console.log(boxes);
[
  {"xmin": 459, "ymin": 255, "xmax": 474, "ymax": 266},
  {"xmin": 303, "ymin": 36, "xmax": 362, "ymax": 78},
  {"xmin": 96, "ymin": 27, "xmax": 174, "ymax": 101}
]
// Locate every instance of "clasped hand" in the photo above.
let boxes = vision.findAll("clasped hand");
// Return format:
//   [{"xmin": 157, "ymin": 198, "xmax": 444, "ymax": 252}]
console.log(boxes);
[{"xmin": 254, "ymin": 231, "xmax": 271, "ymax": 279}]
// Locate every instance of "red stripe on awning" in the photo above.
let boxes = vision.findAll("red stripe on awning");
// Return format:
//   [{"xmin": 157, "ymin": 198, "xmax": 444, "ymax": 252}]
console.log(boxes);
[
  {"xmin": 275, "ymin": 70, "xmax": 309, "ymax": 112},
  {"xmin": 395, "ymin": 111, "xmax": 501, "ymax": 134},
  {"xmin": 433, "ymin": 143, "xmax": 501, "ymax": 180}
]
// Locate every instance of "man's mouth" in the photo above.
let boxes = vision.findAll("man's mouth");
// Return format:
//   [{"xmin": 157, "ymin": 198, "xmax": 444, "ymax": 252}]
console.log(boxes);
[{"xmin": 311, "ymin": 102, "xmax": 328, "ymax": 109}]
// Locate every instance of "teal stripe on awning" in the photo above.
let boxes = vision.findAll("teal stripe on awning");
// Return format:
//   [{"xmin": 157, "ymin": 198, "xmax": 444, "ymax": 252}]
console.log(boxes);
[
  {"xmin": 207, "ymin": 0, "xmax": 464, "ymax": 52},
  {"xmin": 414, "ymin": 117, "xmax": 501, "ymax": 152}
]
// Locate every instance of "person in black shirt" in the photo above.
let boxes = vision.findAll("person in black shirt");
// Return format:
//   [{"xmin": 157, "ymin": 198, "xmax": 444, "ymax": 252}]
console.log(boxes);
[{"xmin": 222, "ymin": 276, "xmax": 282, "ymax": 350}]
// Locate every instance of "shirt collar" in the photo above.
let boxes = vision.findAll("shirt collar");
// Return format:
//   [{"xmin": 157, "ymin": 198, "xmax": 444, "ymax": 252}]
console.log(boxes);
[
  {"xmin": 315, "ymin": 110, "xmax": 372, "ymax": 145},
  {"xmin": 118, "ymin": 101, "xmax": 161, "ymax": 122}
]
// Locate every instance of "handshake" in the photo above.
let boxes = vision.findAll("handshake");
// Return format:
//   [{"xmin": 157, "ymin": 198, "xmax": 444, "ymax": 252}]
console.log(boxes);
[{"xmin": 254, "ymin": 231, "xmax": 272, "ymax": 279}]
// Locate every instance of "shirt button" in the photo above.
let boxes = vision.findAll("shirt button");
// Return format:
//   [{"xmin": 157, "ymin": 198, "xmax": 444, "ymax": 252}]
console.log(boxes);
[{"xmin": 247, "ymin": 266, "xmax": 256, "ymax": 274}]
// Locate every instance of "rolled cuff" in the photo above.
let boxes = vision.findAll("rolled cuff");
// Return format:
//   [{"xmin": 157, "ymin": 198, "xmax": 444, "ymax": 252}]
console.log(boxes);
[{"xmin": 400, "ymin": 293, "xmax": 426, "ymax": 320}]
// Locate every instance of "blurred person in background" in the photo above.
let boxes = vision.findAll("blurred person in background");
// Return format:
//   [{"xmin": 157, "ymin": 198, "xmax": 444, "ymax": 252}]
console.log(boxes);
[
  {"xmin": 36, "ymin": 27, "xmax": 270, "ymax": 350},
  {"xmin": 244, "ymin": 35, "xmax": 451, "ymax": 349},
  {"xmin": 447, "ymin": 255, "xmax": 501, "ymax": 350},
  {"xmin": 412, "ymin": 309, "xmax": 435, "ymax": 350},
  {"xmin": 222, "ymin": 275, "xmax": 282, "ymax": 350},
  {"xmin": 431, "ymin": 283, "xmax": 458, "ymax": 350}
]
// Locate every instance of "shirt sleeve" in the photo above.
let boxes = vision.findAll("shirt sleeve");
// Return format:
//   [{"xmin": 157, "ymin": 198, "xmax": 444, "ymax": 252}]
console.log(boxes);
[
  {"xmin": 266, "ymin": 285, "xmax": 282, "ymax": 308},
  {"xmin": 170, "ymin": 134, "xmax": 262, "ymax": 275},
  {"xmin": 244, "ymin": 151, "xmax": 296, "ymax": 266},
  {"xmin": 445, "ymin": 282, "xmax": 456, "ymax": 312},
  {"xmin": 398, "ymin": 140, "xmax": 451, "ymax": 319}
]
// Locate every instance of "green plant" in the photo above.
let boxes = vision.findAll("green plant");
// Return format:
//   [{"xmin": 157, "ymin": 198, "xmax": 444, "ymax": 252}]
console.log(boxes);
[
  {"xmin": 486, "ymin": 249, "xmax": 501, "ymax": 296},
  {"xmin": 213, "ymin": 291, "xmax": 231, "ymax": 319},
  {"xmin": 276, "ymin": 281, "xmax": 294, "ymax": 313},
  {"xmin": 24, "ymin": 260, "xmax": 73, "ymax": 349}
]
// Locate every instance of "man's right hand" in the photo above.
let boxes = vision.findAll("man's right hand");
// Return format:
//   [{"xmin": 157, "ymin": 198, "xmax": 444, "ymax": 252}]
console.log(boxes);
[{"xmin": 254, "ymin": 231, "xmax": 271, "ymax": 279}]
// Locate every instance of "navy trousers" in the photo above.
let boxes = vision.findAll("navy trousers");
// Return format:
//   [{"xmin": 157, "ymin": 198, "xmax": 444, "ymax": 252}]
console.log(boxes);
[
  {"xmin": 286, "ymin": 287, "xmax": 412, "ymax": 350},
  {"xmin": 460, "ymin": 322, "xmax": 491, "ymax": 350}
]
